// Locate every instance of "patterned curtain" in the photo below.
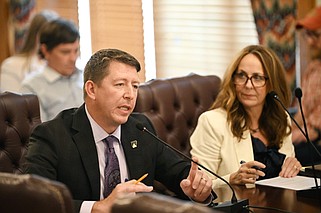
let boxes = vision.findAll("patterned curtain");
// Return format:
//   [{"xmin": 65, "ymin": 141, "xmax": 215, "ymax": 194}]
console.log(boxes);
[
  {"xmin": 250, "ymin": 0, "xmax": 297, "ymax": 89},
  {"xmin": 9, "ymin": 0, "xmax": 36, "ymax": 53}
]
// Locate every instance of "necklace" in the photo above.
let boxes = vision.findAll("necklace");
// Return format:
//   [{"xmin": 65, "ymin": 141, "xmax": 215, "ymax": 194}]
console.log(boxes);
[{"xmin": 249, "ymin": 127, "xmax": 260, "ymax": 134}]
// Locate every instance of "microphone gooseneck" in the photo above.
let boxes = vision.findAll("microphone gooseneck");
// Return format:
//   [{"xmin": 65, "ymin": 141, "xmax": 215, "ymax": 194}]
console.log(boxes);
[
  {"xmin": 268, "ymin": 91, "xmax": 307, "ymax": 138},
  {"xmin": 294, "ymin": 88, "xmax": 310, "ymax": 153},
  {"xmin": 269, "ymin": 90, "xmax": 321, "ymax": 200},
  {"xmin": 268, "ymin": 91, "xmax": 321, "ymax": 158},
  {"xmin": 293, "ymin": 88, "xmax": 321, "ymax": 199},
  {"xmin": 136, "ymin": 123, "xmax": 239, "ymax": 203}
]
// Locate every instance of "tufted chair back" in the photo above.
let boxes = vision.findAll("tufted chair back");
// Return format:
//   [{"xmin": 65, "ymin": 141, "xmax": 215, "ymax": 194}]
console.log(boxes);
[
  {"xmin": 134, "ymin": 73, "xmax": 221, "ymax": 157},
  {"xmin": 0, "ymin": 92, "xmax": 41, "ymax": 174},
  {"xmin": 0, "ymin": 172, "xmax": 74, "ymax": 213}
]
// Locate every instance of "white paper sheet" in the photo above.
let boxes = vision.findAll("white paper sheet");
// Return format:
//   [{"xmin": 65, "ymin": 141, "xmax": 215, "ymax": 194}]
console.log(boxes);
[{"xmin": 255, "ymin": 176, "xmax": 320, "ymax": 190}]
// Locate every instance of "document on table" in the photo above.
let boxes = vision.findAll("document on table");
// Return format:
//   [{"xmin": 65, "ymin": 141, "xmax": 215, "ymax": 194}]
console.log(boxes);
[{"xmin": 255, "ymin": 176, "xmax": 320, "ymax": 190}]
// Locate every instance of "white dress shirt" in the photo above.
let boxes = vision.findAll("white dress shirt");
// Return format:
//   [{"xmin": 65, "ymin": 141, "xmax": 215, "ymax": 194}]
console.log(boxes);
[{"xmin": 80, "ymin": 105, "xmax": 129, "ymax": 213}]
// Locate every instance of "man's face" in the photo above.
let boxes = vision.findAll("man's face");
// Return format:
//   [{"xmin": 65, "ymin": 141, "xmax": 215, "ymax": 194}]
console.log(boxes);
[
  {"xmin": 303, "ymin": 29, "xmax": 321, "ymax": 59},
  {"xmin": 88, "ymin": 61, "xmax": 140, "ymax": 133},
  {"xmin": 42, "ymin": 39, "xmax": 80, "ymax": 76}
]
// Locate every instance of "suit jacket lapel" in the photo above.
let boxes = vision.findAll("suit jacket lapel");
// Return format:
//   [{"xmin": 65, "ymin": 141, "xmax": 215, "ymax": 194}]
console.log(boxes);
[
  {"xmin": 121, "ymin": 116, "xmax": 145, "ymax": 180},
  {"xmin": 71, "ymin": 104, "xmax": 100, "ymax": 199},
  {"xmin": 234, "ymin": 130, "xmax": 255, "ymax": 163}
]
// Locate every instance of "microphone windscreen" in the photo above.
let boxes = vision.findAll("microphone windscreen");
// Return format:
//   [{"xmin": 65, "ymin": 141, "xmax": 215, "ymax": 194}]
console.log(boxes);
[
  {"xmin": 136, "ymin": 123, "xmax": 144, "ymax": 131},
  {"xmin": 295, "ymin": 87, "xmax": 302, "ymax": 98},
  {"xmin": 268, "ymin": 91, "xmax": 278, "ymax": 99}
]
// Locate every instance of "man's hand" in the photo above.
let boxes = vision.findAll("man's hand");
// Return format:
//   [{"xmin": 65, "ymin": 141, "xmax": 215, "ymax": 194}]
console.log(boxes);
[
  {"xmin": 92, "ymin": 180, "xmax": 153, "ymax": 213},
  {"xmin": 180, "ymin": 157, "xmax": 212, "ymax": 203}
]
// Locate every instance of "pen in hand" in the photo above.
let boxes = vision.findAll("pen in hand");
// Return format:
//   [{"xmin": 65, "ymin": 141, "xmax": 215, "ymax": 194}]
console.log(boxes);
[
  {"xmin": 134, "ymin": 173, "xmax": 148, "ymax": 184},
  {"xmin": 240, "ymin": 160, "xmax": 263, "ymax": 171}
]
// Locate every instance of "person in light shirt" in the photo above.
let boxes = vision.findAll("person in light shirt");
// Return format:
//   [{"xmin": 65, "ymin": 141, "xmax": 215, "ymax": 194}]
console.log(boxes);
[
  {"xmin": 0, "ymin": 10, "xmax": 58, "ymax": 92},
  {"xmin": 190, "ymin": 45, "xmax": 301, "ymax": 189},
  {"xmin": 20, "ymin": 18, "xmax": 83, "ymax": 121}
]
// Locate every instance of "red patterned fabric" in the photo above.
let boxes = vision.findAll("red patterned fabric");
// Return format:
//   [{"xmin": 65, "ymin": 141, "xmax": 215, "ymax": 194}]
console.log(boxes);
[
  {"xmin": 9, "ymin": 0, "xmax": 36, "ymax": 53},
  {"xmin": 250, "ymin": 0, "xmax": 297, "ymax": 89}
]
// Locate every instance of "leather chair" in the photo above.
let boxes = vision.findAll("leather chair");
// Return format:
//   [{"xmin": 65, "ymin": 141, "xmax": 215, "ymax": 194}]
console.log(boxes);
[
  {"xmin": 0, "ymin": 172, "xmax": 74, "ymax": 213},
  {"xmin": 0, "ymin": 91, "xmax": 41, "ymax": 173},
  {"xmin": 134, "ymin": 73, "xmax": 221, "ymax": 156},
  {"xmin": 134, "ymin": 73, "xmax": 221, "ymax": 195}
]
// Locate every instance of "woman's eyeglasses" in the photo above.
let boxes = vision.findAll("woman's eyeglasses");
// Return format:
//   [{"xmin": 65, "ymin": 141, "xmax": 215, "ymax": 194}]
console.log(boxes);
[{"xmin": 233, "ymin": 72, "xmax": 268, "ymax": 87}]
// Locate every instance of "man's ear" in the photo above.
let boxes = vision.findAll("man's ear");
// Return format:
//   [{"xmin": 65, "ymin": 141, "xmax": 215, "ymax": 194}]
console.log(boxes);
[
  {"xmin": 40, "ymin": 44, "xmax": 49, "ymax": 60},
  {"xmin": 84, "ymin": 80, "xmax": 96, "ymax": 100}
]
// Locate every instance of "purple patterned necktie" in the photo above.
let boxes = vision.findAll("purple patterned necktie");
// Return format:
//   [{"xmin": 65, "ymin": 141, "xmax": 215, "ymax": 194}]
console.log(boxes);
[{"xmin": 103, "ymin": 135, "xmax": 121, "ymax": 198}]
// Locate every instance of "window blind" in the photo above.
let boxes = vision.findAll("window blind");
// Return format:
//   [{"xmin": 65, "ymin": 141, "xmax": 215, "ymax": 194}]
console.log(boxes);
[
  {"xmin": 36, "ymin": 0, "xmax": 79, "ymax": 25},
  {"xmin": 153, "ymin": 0, "xmax": 258, "ymax": 79},
  {"xmin": 89, "ymin": 0, "xmax": 146, "ymax": 81}
]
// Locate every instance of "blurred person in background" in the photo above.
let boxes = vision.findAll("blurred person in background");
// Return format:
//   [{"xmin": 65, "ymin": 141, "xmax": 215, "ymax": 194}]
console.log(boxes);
[
  {"xmin": 0, "ymin": 10, "xmax": 58, "ymax": 92},
  {"xmin": 20, "ymin": 18, "xmax": 83, "ymax": 122},
  {"xmin": 292, "ymin": 6, "xmax": 321, "ymax": 166}
]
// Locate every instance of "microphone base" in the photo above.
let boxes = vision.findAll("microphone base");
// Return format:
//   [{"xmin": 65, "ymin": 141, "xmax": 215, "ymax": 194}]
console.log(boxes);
[
  {"xmin": 296, "ymin": 187, "xmax": 321, "ymax": 200},
  {"xmin": 212, "ymin": 199, "xmax": 249, "ymax": 213}
]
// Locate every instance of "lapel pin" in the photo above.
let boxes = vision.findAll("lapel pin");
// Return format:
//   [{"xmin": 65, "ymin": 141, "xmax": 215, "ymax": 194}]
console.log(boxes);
[{"xmin": 131, "ymin": 140, "xmax": 138, "ymax": 149}]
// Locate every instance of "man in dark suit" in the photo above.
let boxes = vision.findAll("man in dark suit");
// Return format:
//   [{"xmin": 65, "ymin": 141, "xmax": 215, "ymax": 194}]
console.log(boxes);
[{"xmin": 24, "ymin": 48, "xmax": 214, "ymax": 213}]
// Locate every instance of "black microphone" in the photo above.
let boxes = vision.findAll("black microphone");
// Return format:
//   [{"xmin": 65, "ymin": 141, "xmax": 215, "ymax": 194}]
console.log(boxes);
[
  {"xmin": 295, "ymin": 88, "xmax": 313, "ymax": 150},
  {"xmin": 269, "ymin": 91, "xmax": 307, "ymax": 138},
  {"xmin": 269, "ymin": 90, "xmax": 321, "ymax": 200},
  {"xmin": 269, "ymin": 91, "xmax": 321, "ymax": 159},
  {"xmin": 293, "ymin": 88, "xmax": 321, "ymax": 201},
  {"xmin": 294, "ymin": 87, "xmax": 302, "ymax": 99},
  {"xmin": 136, "ymin": 123, "xmax": 249, "ymax": 213}
]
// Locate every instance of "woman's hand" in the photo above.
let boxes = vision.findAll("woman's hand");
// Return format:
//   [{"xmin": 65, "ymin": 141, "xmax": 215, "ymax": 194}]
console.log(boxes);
[
  {"xmin": 229, "ymin": 161, "xmax": 266, "ymax": 185},
  {"xmin": 279, "ymin": 157, "xmax": 301, "ymax": 178}
]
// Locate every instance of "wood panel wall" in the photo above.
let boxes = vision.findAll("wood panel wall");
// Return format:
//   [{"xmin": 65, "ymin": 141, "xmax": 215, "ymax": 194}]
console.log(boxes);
[{"xmin": 0, "ymin": 0, "xmax": 10, "ymax": 65}]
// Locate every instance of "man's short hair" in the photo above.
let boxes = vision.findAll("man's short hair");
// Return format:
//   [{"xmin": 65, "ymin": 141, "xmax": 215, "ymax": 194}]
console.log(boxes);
[{"xmin": 39, "ymin": 18, "xmax": 79, "ymax": 58}]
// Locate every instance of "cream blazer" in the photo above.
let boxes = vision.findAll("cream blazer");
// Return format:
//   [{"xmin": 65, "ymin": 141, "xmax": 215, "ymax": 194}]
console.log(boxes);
[{"xmin": 190, "ymin": 108, "xmax": 294, "ymax": 189}]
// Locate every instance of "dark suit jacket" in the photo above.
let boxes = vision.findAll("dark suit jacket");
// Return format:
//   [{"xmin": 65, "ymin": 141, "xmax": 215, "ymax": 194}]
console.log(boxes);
[{"xmin": 25, "ymin": 104, "xmax": 190, "ymax": 212}]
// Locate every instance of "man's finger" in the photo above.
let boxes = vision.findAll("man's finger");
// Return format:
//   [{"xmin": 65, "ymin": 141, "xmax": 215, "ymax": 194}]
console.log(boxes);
[{"xmin": 188, "ymin": 156, "xmax": 199, "ymax": 180}]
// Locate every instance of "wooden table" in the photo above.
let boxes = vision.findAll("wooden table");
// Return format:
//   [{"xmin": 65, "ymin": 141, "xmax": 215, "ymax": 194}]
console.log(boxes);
[{"xmin": 213, "ymin": 184, "xmax": 321, "ymax": 213}]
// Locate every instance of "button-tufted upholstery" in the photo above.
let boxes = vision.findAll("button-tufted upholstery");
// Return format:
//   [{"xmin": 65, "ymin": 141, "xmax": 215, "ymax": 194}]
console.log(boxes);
[
  {"xmin": 134, "ymin": 73, "xmax": 221, "ymax": 157},
  {"xmin": 0, "ymin": 172, "xmax": 74, "ymax": 213},
  {"xmin": 0, "ymin": 92, "xmax": 41, "ymax": 174},
  {"xmin": 134, "ymin": 73, "xmax": 221, "ymax": 196}
]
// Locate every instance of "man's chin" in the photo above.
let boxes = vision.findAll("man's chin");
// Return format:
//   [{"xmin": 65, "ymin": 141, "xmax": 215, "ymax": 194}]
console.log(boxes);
[{"xmin": 117, "ymin": 115, "xmax": 130, "ymax": 125}]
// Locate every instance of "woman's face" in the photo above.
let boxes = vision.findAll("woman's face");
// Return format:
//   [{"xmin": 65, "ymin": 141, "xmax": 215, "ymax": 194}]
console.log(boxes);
[{"xmin": 234, "ymin": 53, "xmax": 268, "ymax": 112}]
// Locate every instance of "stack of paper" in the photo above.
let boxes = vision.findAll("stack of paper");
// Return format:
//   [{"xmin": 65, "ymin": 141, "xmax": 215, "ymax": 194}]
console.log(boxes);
[{"xmin": 255, "ymin": 176, "xmax": 320, "ymax": 190}]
